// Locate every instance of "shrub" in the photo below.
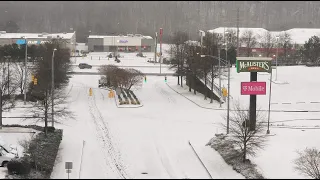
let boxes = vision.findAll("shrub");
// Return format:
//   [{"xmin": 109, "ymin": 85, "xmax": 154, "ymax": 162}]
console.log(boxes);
[
  {"xmin": 136, "ymin": 100, "xmax": 140, "ymax": 105},
  {"xmin": 47, "ymin": 127, "xmax": 55, "ymax": 133},
  {"xmin": 23, "ymin": 129, "xmax": 63, "ymax": 178},
  {"xmin": 7, "ymin": 158, "xmax": 31, "ymax": 175}
]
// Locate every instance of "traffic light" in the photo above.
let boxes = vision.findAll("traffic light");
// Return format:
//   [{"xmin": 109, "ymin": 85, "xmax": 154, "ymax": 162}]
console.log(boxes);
[
  {"xmin": 144, "ymin": 76, "xmax": 147, "ymax": 83},
  {"xmin": 165, "ymin": 76, "xmax": 167, "ymax": 82},
  {"xmin": 34, "ymin": 78, "xmax": 38, "ymax": 85}
]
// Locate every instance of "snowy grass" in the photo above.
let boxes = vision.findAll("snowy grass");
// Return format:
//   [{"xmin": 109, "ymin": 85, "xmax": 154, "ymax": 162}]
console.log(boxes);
[{"xmin": 207, "ymin": 134, "xmax": 264, "ymax": 179}]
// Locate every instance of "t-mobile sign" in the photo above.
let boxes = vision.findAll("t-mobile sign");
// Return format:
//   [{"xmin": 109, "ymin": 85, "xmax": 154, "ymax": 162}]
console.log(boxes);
[{"xmin": 241, "ymin": 82, "xmax": 266, "ymax": 95}]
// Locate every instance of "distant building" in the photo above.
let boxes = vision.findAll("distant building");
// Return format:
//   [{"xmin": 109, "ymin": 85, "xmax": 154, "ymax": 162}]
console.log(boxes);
[
  {"xmin": 87, "ymin": 34, "xmax": 154, "ymax": 52},
  {"xmin": 0, "ymin": 31, "xmax": 76, "ymax": 55},
  {"xmin": 209, "ymin": 27, "xmax": 320, "ymax": 57}
]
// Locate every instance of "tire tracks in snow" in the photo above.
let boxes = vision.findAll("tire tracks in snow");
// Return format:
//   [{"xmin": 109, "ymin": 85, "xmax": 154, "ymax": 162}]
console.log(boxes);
[
  {"xmin": 154, "ymin": 82, "xmax": 176, "ymax": 104},
  {"xmin": 88, "ymin": 89, "xmax": 129, "ymax": 179}
]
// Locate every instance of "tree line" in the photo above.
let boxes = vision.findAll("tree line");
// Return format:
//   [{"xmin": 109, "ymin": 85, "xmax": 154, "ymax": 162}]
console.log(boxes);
[
  {"xmin": 0, "ymin": 39, "xmax": 72, "ymax": 136},
  {"xmin": 2, "ymin": 1, "xmax": 320, "ymax": 43}
]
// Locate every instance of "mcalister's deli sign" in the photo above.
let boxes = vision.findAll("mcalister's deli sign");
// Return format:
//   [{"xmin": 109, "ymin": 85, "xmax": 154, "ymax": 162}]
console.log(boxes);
[{"xmin": 236, "ymin": 57, "xmax": 272, "ymax": 73}]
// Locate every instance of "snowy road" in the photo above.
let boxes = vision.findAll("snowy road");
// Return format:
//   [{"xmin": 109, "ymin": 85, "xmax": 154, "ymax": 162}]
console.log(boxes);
[{"xmin": 51, "ymin": 74, "xmax": 229, "ymax": 179}]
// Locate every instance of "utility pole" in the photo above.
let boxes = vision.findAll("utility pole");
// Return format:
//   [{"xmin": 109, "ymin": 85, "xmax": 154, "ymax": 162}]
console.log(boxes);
[
  {"xmin": 155, "ymin": 32, "xmax": 158, "ymax": 63},
  {"xmin": 24, "ymin": 38, "xmax": 28, "ymax": 105},
  {"xmin": 160, "ymin": 28, "xmax": 163, "ymax": 74},
  {"xmin": 7, "ymin": 58, "xmax": 9, "ymax": 95},
  {"xmin": 237, "ymin": 7, "xmax": 240, "ymax": 56},
  {"xmin": 52, "ymin": 49, "xmax": 57, "ymax": 127}
]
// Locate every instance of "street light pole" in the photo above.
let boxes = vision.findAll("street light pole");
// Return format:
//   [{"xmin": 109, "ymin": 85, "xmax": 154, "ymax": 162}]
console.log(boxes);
[
  {"xmin": 23, "ymin": 38, "xmax": 28, "ymax": 105},
  {"xmin": 267, "ymin": 69, "xmax": 273, "ymax": 134},
  {"xmin": 218, "ymin": 48, "xmax": 222, "ymax": 108},
  {"xmin": 226, "ymin": 57, "xmax": 230, "ymax": 134},
  {"xmin": 52, "ymin": 49, "xmax": 57, "ymax": 127},
  {"xmin": 275, "ymin": 36, "xmax": 279, "ymax": 81}
]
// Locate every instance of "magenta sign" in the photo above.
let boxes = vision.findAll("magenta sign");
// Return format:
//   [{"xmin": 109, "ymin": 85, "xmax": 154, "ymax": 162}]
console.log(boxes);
[{"xmin": 241, "ymin": 82, "xmax": 266, "ymax": 95}]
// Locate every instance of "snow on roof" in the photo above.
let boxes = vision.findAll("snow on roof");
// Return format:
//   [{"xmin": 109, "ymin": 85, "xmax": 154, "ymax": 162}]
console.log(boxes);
[
  {"xmin": 88, "ymin": 35, "xmax": 153, "ymax": 39},
  {"xmin": 285, "ymin": 28, "xmax": 320, "ymax": 44},
  {"xmin": 0, "ymin": 32, "xmax": 75, "ymax": 39},
  {"xmin": 209, "ymin": 27, "xmax": 320, "ymax": 45},
  {"xmin": 208, "ymin": 27, "xmax": 269, "ymax": 39}
]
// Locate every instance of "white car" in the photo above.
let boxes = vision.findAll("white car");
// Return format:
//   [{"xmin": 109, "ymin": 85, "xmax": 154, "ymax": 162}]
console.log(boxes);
[{"xmin": 0, "ymin": 146, "xmax": 17, "ymax": 167}]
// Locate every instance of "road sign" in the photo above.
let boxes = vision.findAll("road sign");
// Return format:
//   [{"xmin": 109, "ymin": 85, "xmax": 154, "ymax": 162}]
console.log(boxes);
[
  {"xmin": 115, "ymin": 88, "xmax": 121, "ymax": 95},
  {"xmin": 236, "ymin": 57, "xmax": 272, "ymax": 73},
  {"xmin": 241, "ymin": 82, "xmax": 266, "ymax": 95},
  {"xmin": 65, "ymin": 162, "xmax": 73, "ymax": 169},
  {"xmin": 66, "ymin": 169, "xmax": 72, "ymax": 173}
]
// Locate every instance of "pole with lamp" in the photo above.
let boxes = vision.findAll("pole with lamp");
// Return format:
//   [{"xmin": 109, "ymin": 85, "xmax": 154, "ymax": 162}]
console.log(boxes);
[
  {"xmin": 267, "ymin": 68, "xmax": 273, "ymax": 134},
  {"xmin": 275, "ymin": 35, "xmax": 279, "ymax": 81},
  {"xmin": 51, "ymin": 48, "xmax": 57, "ymax": 127},
  {"xmin": 224, "ymin": 29, "xmax": 231, "ymax": 134},
  {"xmin": 23, "ymin": 37, "xmax": 28, "ymax": 105}
]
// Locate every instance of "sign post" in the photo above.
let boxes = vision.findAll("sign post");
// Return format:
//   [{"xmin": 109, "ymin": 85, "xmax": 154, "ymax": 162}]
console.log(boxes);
[
  {"xmin": 237, "ymin": 57, "xmax": 272, "ymax": 131},
  {"xmin": 65, "ymin": 162, "xmax": 73, "ymax": 179}
]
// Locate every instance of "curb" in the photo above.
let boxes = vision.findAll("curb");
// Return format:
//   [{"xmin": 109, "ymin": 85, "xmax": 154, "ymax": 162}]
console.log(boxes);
[
  {"xmin": 188, "ymin": 141, "xmax": 213, "ymax": 179},
  {"xmin": 166, "ymin": 83, "xmax": 218, "ymax": 110},
  {"xmin": 114, "ymin": 90, "xmax": 144, "ymax": 109}
]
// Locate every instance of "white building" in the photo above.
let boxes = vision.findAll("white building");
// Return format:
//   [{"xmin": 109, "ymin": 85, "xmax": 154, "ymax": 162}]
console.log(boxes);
[
  {"xmin": 209, "ymin": 27, "xmax": 320, "ymax": 46},
  {"xmin": 87, "ymin": 34, "xmax": 154, "ymax": 52},
  {"xmin": 0, "ymin": 31, "xmax": 76, "ymax": 55}
]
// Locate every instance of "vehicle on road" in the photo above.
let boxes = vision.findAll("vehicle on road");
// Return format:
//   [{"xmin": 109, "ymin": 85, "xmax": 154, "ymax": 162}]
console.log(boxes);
[{"xmin": 78, "ymin": 63, "xmax": 92, "ymax": 69}]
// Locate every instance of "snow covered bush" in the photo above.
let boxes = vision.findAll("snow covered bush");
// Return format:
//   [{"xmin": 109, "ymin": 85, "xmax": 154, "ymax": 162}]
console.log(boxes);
[{"xmin": 294, "ymin": 147, "xmax": 320, "ymax": 179}]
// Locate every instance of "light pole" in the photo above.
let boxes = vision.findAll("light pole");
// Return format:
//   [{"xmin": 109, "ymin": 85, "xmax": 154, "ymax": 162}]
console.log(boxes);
[
  {"xmin": 201, "ymin": 55, "xmax": 231, "ymax": 134},
  {"xmin": 218, "ymin": 48, "xmax": 222, "ymax": 108},
  {"xmin": 275, "ymin": 36, "xmax": 279, "ymax": 81},
  {"xmin": 52, "ymin": 48, "xmax": 57, "ymax": 127},
  {"xmin": 267, "ymin": 69, "xmax": 273, "ymax": 134},
  {"xmin": 23, "ymin": 37, "xmax": 28, "ymax": 105}
]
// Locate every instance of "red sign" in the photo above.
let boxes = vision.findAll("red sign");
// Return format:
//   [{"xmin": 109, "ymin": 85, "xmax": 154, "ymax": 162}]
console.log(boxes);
[{"xmin": 241, "ymin": 82, "xmax": 266, "ymax": 95}]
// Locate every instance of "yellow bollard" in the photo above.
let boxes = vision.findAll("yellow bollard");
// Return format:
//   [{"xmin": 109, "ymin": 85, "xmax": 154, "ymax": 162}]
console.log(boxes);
[{"xmin": 89, "ymin": 88, "xmax": 92, "ymax": 96}]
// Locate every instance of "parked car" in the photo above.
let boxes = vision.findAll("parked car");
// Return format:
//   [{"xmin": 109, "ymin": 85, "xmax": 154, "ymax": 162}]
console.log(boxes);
[
  {"xmin": 78, "ymin": 63, "xmax": 92, "ymax": 69},
  {"xmin": 0, "ymin": 146, "xmax": 17, "ymax": 167}
]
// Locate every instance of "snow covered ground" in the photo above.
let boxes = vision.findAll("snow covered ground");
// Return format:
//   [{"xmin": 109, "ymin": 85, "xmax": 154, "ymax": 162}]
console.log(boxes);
[
  {"xmin": 167, "ymin": 66, "xmax": 320, "ymax": 179},
  {"xmin": 4, "ymin": 48, "xmax": 320, "ymax": 179},
  {"xmin": 0, "ymin": 127, "xmax": 37, "ymax": 178}
]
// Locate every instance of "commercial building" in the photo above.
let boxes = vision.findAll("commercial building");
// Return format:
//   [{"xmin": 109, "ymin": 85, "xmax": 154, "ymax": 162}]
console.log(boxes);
[
  {"xmin": 88, "ymin": 34, "xmax": 154, "ymax": 52},
  {"xmin": 0, "ymin": 31, "xmax": 76, "ymax": 55}
]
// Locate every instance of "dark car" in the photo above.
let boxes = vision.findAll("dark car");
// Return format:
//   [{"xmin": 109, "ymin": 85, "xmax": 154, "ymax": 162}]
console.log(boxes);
[{"xmin": 78, "ymin": 63, "xmax": 92, "ymax": 69}]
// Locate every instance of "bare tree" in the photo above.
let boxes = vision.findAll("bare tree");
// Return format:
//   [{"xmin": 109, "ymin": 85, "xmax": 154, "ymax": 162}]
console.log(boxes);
[
  {"xmin": 28, "ymin": 86, "xmax": 73, "ymax": 136},
  {"xmin": 279, "ymin": 32, "xmax": 293, "ymax": 62},
  {"xmin": 27, "ymin": 40, "xmax": 73, "ymax": 136},
  {"xmin": 12, "ymin": 62, "xmax": 31, "ymax": 95},
  {"xmin": 223, "ymin": 102, "xmax": 268, "ymax": 162},
  {"xmin": 169, "ymin": 31, "xmax": 189, "ymax": 86},
  {"xmin": 125, "ymin": 68, "xmax": 144, "ymax": 90},
  {"xmin": 294, "ymin": 147, "xmax": 320, "ymax": 179},
  {"xmin": 0, "ymin": 62, "xmax": 17, "ymax": 129},
  {"xmin": 99, "ymin": 65, "xmax": 144, "ymax": 90},
  {"xmin": 240, "ymin": 30, "xmax": 257, "ymax": 57},
  {"xmin": 260, "ymin": 31, "xmax": 276, "ymax": 57}
]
